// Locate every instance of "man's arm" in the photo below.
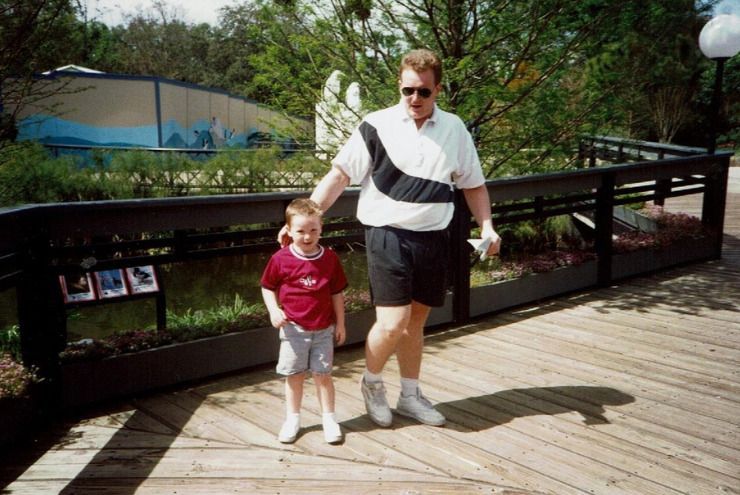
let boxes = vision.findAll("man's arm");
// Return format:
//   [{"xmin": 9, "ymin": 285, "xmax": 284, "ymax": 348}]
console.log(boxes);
[
  {"xmin": 277, "ymin": 166, "xmax": 350, "ymax": 246},
  {"xmin": 463, "ymin": 184, "xmax": 501, "ymax": 256},
  {"xmin": 310, "ymin": 166, "xmax": 350, "ymax": 212}
]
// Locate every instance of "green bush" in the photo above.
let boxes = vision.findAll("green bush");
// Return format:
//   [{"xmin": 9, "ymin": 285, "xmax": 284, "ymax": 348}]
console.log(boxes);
[
  {"xmin": 0, "ymin": 353, "xmax": 38, "ymax": 400},
  {"xmin": 0, "ymin": 142, "xmax": 329, "ymax": 206},
  {"xmin": 0, "ymin": 325, "xmax": 21, "ymax": 361},
  {"xmin": 0, "ymin": 142, "xmax": 121, "ymax": 205}
]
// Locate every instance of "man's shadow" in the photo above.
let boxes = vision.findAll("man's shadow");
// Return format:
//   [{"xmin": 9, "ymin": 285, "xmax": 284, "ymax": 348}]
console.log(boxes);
[
  {"xmin": 436, "ymin": 386, "xmax": 635, "ymax": 432},
  {"xmin": 343, "ymin": 385, "xmax": 634, "ymax": 432}
]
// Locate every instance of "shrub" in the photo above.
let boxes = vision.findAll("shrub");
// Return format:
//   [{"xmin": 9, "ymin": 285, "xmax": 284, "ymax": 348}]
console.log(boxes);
[
  {"xmin": 0, "ymin": 142, "xmax": 124, "ymax": 205},
  {"xmin": 0, "ymin": 325, "xmax": 21, "ymax": 361},
  {"xmin": 58, "ymin": 289, "xmax": 374, "ymax": 364},
  {"xmin": 0, "ymin": 353, "xmax": 38, "ymax": 400},
  {"xmin": 613, "ymin": 207, "xmax": 710, "ymax": 253}
]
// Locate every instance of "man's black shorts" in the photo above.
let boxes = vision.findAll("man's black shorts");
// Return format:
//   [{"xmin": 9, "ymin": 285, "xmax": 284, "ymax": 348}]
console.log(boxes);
[{"xmin": 365, "ymin": 226, "xmax": 450, "ymax": 307}]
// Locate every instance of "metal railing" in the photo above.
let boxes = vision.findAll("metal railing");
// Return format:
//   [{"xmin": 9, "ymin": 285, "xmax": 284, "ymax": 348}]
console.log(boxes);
[{"xmin": 0, "ymin": 138, "xmax": 732, "ymax": 407}]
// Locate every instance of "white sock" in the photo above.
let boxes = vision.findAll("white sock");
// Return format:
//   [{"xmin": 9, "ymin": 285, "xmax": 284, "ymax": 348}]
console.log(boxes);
[
  {"xmin": 322, "ymin": 412, "xmax": 337, "ymax": 424},
  {"xmin": 284, "ymin": 412, "xmax": 300, "ymax": 426},
  {"xmin": 363, "ymin": 369, "xmax": 383, "ymax": 383},
  {"xmin": 400, "ymin": 377, "xmax": 419, "ymax": 397}
]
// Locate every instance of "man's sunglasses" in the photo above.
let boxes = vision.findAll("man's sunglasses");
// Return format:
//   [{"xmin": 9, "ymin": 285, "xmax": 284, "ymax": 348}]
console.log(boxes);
[{"xmin": 401, "ymin": 87, "xmax": 433, "ymax": 98}]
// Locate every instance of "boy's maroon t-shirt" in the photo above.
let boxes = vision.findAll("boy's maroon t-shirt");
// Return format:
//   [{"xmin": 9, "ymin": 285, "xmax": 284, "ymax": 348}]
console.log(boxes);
[{"xmin": 261, "ymin": 244, "xmax": 348, "ymax": 330}]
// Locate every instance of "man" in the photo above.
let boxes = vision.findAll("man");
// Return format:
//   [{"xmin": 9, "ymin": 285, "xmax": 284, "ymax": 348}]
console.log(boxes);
[{"xmin": 284, "ymin": 49, "xmax": 501, "ymax": 427}]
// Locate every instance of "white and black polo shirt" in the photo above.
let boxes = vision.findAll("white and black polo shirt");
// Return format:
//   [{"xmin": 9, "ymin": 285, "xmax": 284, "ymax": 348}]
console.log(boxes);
[{"xmin": 332, "ymin": 101, "xmax": 485, "ymax": 231}]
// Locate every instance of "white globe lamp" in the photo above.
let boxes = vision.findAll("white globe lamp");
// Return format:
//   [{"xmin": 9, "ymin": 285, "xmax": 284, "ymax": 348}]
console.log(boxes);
[{"xmin": 698, "ymin": 14, "xmax": 740, "ymax": 153}]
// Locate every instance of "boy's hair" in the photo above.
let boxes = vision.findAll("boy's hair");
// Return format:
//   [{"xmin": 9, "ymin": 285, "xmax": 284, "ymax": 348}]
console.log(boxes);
[
  {"xmin": 285, "ymin": 198, "xmax": 323, "ymax": 226},
  {"xmin": 399, "ymin": 49, "xmax": 442, "ymax": 85}
]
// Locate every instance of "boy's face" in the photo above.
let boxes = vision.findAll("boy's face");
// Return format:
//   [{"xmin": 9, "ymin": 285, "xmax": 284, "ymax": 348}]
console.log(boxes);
[{"xmin": 287, "ymin": 214, "xmax": 322, "ymax": 254}]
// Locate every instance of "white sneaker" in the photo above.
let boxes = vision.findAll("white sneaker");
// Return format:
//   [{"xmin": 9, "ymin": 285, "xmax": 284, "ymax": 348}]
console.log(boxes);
[
  {"xmin": 360, "ymin": 377, "xmax": 393, "ymax": 427},
  {"xmin": 322, "ymin": 416, "xmax": 343, "ymax": 444},
  {"xmin": 278, "ymin": 418, "xmax": 300, "ymax": 443},
  {"xmin": 396, "ymin": 389, "xmax": 446, "ymax": 426}
]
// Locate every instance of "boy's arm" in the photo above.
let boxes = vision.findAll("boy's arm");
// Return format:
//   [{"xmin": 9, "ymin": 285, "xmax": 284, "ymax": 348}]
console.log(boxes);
[
  {"xmin": 261, "ymin": 287, "xmax": 289, "ymax": 329},
  {"xmin": 331, "ymin": 291, "xmax": 346, "ymax": 345}
]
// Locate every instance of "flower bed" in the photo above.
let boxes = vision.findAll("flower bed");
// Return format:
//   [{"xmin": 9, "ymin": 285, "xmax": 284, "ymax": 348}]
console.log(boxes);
[
  {"xmin": 613, "ymin": 206, "xmax": 711, "ymax": 254},
  {"xmin": 60, "ymin": 289, "xmax": 373, "ymax": 364},
  {"xmin": 0, "ymin": 353, "xmax": 39, "ymax": 448}
]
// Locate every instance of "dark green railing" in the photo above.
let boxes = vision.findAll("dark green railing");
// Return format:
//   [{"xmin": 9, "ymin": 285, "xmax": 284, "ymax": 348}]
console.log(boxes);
[{"xmin": 0, "ymin": 138, "xmax": 732, "ymax": 408}]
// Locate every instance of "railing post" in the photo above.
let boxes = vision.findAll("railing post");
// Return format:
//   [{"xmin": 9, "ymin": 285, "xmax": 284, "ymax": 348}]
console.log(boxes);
[
  {"xmin": 654, "ymin": 150, "xmax": 668, "ymax": 206},
  {"xmin": 16, "ymin": 226, "xmax": 66, "ymax": 415},
  {"xmin": 595, "ymin": 172, "xmax": 615, "ymax": 286},
  {"xmin": 701, "ymin": 154, "xmax": 730, "ymax": 259},
  {"xmin": 450, "ymin": 190, "xmax": 471, "ymax": 324}
]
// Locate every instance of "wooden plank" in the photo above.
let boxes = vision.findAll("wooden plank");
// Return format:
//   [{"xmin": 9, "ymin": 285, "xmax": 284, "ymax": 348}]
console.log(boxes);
[
  {"xmin": 420, "ymin": 346, "xmax": 740, "ymax": 490},
  {"xmin": 495, "ymin": 314, "xmax": 740, "ymax": 398},
  {"xmin": 2, "ymin": 478, "xmax": 537, "ymax": 495},
  {"xmin": 420, "ymin": 368, "xmax": 739, "ymax": 494},
  {"xmin": 439, "ymin": 325, "xmax": 740, "ymax": 450}
]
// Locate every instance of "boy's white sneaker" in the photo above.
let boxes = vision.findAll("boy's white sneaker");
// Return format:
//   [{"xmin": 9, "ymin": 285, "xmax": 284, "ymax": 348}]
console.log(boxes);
[
  {"xmin": 322, "ymin": 416, "xmax": 343, "ymax": 444},
  {"xmin": 360, "ymin": 377, "xmax": 393, "ymax": 427},
  {"xmin": 278, "ymin": 418, "xmax": 300, "ymax": 443},
  {"xmin": 396, "ymin": 389, "xmax": 446, "ymax": 426}
]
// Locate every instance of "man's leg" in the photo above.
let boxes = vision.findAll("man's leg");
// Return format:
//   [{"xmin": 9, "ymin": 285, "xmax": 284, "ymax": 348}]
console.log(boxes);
[
  {"xmin": 394, "ymin": 301, "xmax": 446, "ymax": 426},
  {"xmin": 365, "ymin": 304, "xmax": 411, "ymax": 373},
  {"xmin": 361, "ymin": 304, "xmax": 410, "ymax": 427},
  {"xmin": 395, "ymin": 301, "xmax": 431, "ymax": 379}
]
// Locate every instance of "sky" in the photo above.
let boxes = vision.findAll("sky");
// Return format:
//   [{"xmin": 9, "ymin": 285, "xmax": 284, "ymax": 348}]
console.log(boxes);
[
  {"xmin": 83, "ymin": 0, "xmax": 233, "ymax": 26},
  {"xmin": 86, "ymin": 0, "xmax": 740, "ymax": 27}
]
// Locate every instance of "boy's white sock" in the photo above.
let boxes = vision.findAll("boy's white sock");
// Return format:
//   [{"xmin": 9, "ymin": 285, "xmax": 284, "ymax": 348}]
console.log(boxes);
[
  {"xmin": 284, "ymin": 412, "xmax": 300, "ymax": 426},
  {"xmin": 322, "ymin": 412, "xmax": 337, "ymax": 423},
  {"xmin": 400, "ymin": 377, "xmax": 419, "ymax": 397},
  {"xmin": 363, "ymin": 369, "xmax": 383, "ymax": 384}
]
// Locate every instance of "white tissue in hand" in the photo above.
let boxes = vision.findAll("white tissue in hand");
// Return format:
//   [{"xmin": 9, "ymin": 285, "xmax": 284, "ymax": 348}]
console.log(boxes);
[{"xmin": 467, "ymin": 237, "xmax": 493, "ymax": 261}]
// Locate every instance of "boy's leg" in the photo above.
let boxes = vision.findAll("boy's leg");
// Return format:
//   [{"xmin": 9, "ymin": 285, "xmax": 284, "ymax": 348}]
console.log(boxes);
[
  {"xmin": 309, "ymin": 328, "xmax": 342, "ymax": 443},
  {"xmin": 285, "ymin": 372, "xmax": 305, "ymax": 414},
  {"xmin": 313, "ymin": 372, "xmax": 335, "ymax": 414},
  {"xmin": 313, "ymin": 372, "xmax": 342, "ymax": 443},
  {"xmin": 276, "ymin": 323, "xmax": 311, "ymax": 443},
  {"xmin": 279, "ymin": 372, "xmax": 304, "ymax": 443}
]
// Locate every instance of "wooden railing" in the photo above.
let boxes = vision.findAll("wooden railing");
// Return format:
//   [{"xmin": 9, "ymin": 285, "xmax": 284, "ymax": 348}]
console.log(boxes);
[{"xmin": 0, "ymin": 139, "xmax": 732, "ymax": 407}]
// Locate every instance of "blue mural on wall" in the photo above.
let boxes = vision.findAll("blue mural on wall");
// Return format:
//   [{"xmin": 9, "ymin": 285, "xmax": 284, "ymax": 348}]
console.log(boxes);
[
  {"xmin": 18, "ymin": 114, "xmax": 268, "ymax": 152},
  {"xmin": 18, "ymin": 113, "xmax": 159, "ymax": 148},
  {"xmin": 11, "ymin": 72, "xmax": 308, "ymax": 157}
]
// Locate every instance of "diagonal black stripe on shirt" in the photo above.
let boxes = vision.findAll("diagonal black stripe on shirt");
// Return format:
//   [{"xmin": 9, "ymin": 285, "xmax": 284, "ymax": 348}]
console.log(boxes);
[{"xmin": 359, "ymin": 121, "xmax": 454, "ymax": 204}]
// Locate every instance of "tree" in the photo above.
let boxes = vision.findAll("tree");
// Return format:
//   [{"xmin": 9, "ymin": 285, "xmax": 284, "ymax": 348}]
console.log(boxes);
[
  {"xmin": 0, "ymin": 0, "xmax": 82, "ymax": 142},
  {"xmin": 580, "ymin": 0, "xmax": 715, "ymax": 143},
  {"xmin": 238, "ymin": 0, "xmax": 636, "ymax": 175}
]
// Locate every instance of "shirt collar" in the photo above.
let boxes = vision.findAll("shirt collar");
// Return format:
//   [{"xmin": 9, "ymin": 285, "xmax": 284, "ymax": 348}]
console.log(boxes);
[{"xmin": 396, "ymin": 100, "xmax": 439, "ymax": 125}]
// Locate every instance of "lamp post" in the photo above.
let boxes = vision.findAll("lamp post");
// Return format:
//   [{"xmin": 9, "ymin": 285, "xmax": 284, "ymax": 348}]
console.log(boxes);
[{"xmin": 698, "ymin": 14, "xmax": 740, "ymax": 154}]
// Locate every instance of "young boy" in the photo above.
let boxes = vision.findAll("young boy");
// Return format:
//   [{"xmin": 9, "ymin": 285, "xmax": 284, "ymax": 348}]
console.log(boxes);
[{"xmin": 260, "ymin": 198, "xmax": 348, "ymax": 444}]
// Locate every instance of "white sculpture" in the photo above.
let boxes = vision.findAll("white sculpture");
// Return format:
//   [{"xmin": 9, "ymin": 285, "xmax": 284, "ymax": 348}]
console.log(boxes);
[{"xmin": 315, "ymin": 70, "xmax": 363, "ymax": 158}]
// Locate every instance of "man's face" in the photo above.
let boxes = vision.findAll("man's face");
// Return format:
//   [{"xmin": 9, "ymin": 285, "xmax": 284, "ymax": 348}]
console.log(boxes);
[{"xmin": 399, "ymin": 68, "xmax": 440, "ymax": 126}]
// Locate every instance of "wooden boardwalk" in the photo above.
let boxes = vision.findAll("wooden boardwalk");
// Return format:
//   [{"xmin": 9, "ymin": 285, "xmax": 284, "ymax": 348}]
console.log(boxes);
[{"xmin": 2, "ymin": 169, "xmax": 739, "ymax": 494}]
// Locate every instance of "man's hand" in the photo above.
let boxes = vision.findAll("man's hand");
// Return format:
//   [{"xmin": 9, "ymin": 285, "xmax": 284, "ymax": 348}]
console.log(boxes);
[
  {"xmin": 484, "ymin": 229, "xmax": 502, "ymax": 257},
  {"xmin": 277, "ymin": 224, "xmax": 290, "ymax": 247}
]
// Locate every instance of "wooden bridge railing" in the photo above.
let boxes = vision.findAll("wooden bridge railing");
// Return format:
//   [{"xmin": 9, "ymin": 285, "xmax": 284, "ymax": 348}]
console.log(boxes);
[{"xmin": 0, "ymin": 139, "xmax": 732, "ymax": 407}]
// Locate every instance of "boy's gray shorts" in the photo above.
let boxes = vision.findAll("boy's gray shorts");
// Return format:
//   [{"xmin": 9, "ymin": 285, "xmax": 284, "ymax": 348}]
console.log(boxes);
[{"xmin": 276, "ymin": 322, "xmax": 335, "ymax": 376}]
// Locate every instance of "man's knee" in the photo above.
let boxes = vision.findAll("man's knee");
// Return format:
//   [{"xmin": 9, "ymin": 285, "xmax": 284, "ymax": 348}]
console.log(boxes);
[{"xmin": 372, "ymin": 305, "xmax": 411, "ymax": 339}]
